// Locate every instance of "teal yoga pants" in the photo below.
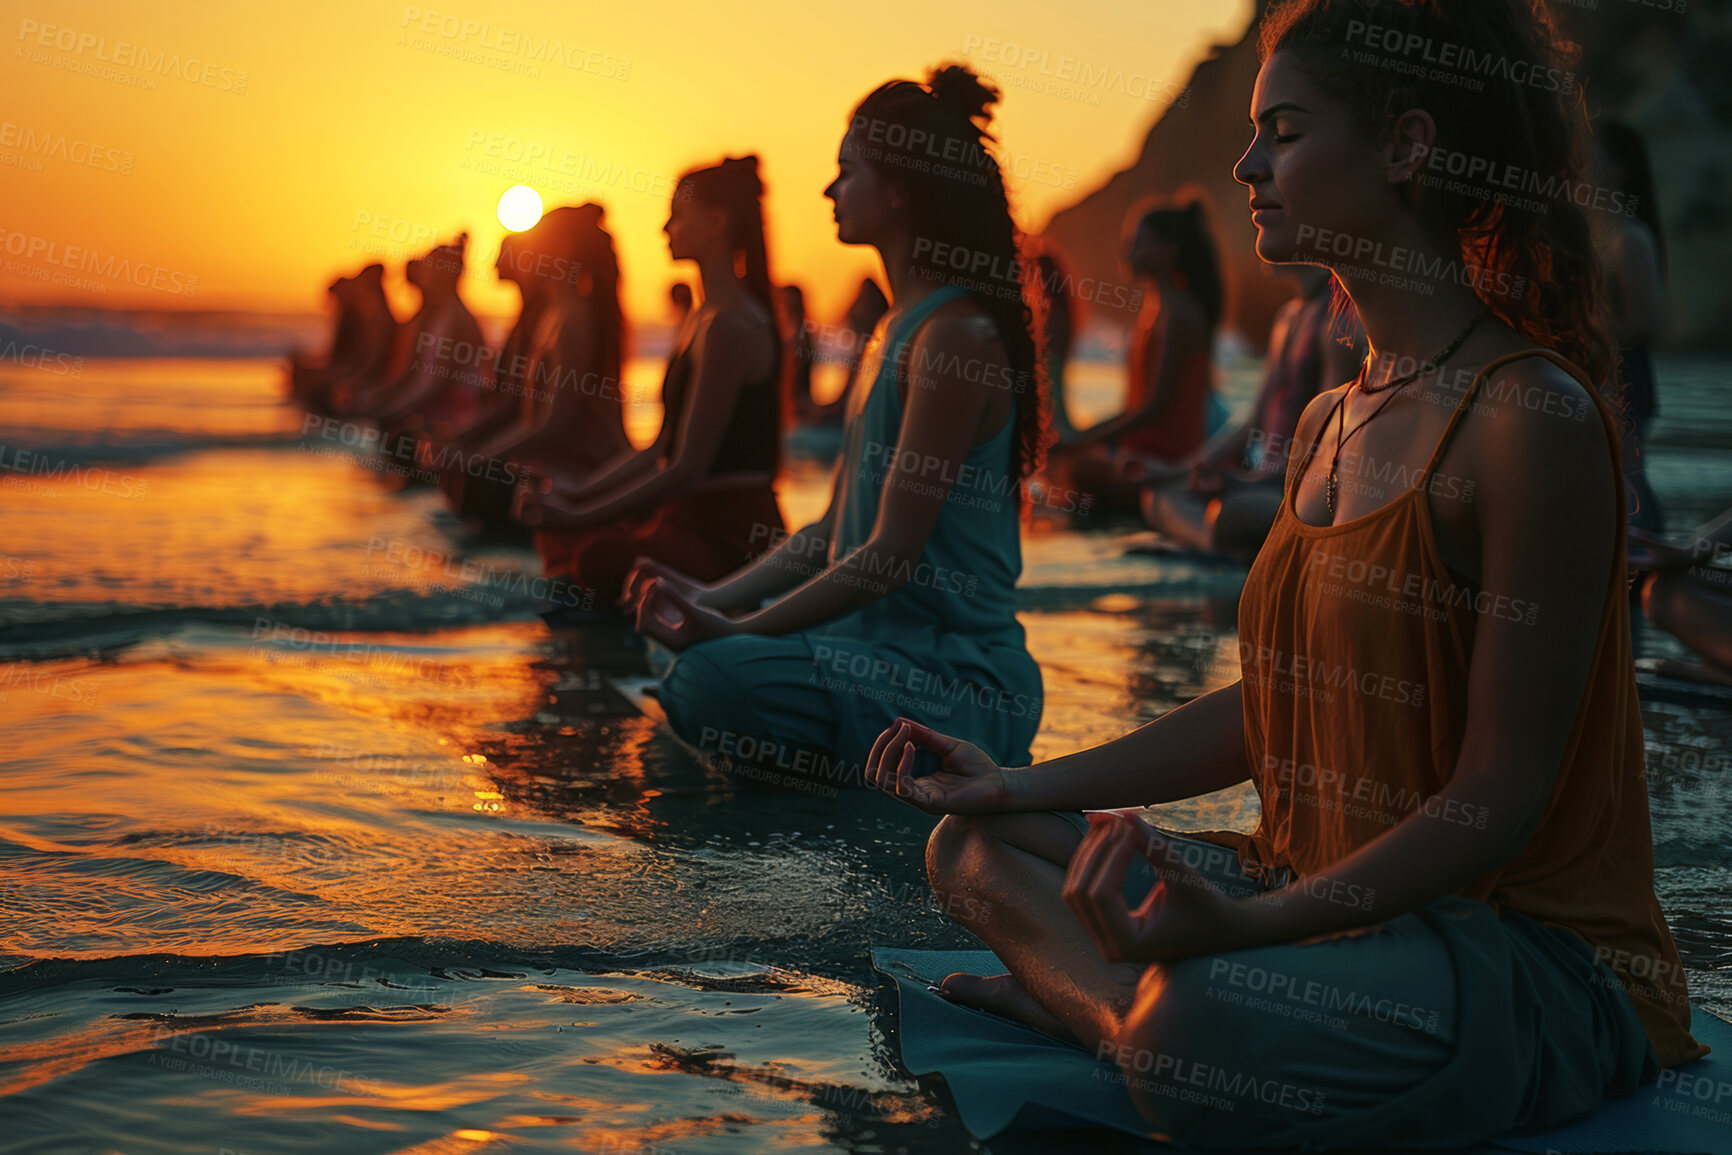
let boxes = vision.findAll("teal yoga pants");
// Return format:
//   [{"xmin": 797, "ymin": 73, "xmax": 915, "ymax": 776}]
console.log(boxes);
[
  {"xmin": 1052, "ymin": 811, "xmax": 1660, "ymax": 1149},
  {"xmin": 650, "ymin": 635, "xmax": 1038, "ymax": 779}
]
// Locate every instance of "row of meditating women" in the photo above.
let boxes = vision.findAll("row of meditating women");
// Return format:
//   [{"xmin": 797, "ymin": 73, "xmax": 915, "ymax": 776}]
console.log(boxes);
[
  {"xmin": 289, "ymin": 4, "xmax": 1713, "ymax": 1143},
  {"xmin": 809, "ymin": 4, "xmax": 1697, "ymax": 1153}
]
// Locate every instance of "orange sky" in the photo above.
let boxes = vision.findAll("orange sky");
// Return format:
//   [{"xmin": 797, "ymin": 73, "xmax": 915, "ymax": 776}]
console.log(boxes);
[{"xmin": 1, "ymin": 0, "xmax": 1252, "ymax": 324}]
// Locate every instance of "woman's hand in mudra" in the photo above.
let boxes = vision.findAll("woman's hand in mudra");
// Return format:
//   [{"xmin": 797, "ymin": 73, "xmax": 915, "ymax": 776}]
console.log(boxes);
[
  {"xmin": 864, "ymin": 718, "xmax": 1009, "ymax": 815},
  {"xmin": 1062, "ymin": 811, "xmax": 1247, "ymax": 964},
  {"xmin": 620, "ymin": 558, "xmax": 713, "ymax": 613},
  {"xmin": 634, "ymin": 578, "xmax": 739, "ymax": 651}
]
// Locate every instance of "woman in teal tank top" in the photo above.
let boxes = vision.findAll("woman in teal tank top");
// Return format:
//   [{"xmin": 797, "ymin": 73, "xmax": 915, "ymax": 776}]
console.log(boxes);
[{"xmin": 625, "ymin": 63, "xmax": 1049, "ymax": 775}]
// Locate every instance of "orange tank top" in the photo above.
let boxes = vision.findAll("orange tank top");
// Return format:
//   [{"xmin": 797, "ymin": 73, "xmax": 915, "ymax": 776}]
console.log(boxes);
[{"xmin": 1193, "ymin": 348, "xmax": 1706, "ymax": 1068}]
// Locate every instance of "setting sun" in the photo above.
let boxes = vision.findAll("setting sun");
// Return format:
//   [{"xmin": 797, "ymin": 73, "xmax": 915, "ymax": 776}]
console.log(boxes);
[{"xmin": 496, "ymin": 185, "xmax": 544, "ymax": 232}]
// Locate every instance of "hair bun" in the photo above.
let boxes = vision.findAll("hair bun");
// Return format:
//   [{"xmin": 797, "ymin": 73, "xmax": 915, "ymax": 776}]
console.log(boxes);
[
  {"xmin": 926, "ymin": 63, "xmax": 998, "ymax": 124},
  {"xmin": 721, "ymin": 154, "xmax": 763, "ymax": 195}
]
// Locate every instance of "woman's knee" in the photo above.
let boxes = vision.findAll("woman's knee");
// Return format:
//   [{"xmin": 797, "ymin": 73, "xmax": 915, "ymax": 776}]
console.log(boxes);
[
  {"xmin": 925, "ymin": 811, "xmax": 1081, "ymax": 895},
  {"xmin": 660, "ymin": 641, "xmax": 753, "ymax": 746},
  {"xmin": 1112, "ymin": 957, "xmax": 1253, "ymax": 1130},
  {"xmin": 925, "ymin": 814, "xmax": 983, "ymax": 894}
]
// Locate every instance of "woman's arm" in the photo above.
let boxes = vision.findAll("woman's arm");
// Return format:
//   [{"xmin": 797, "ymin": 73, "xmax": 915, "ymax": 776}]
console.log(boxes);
[
  {"xmin": 1009, "ymin": 680, "xmax": 1252, "ymax": 810},
  {"xmin": 540, "ymin": 312, "xmax": 761, "ymax": 524},
  {"xmin": 697, "ymin": 491, "xmax": 841, "ymax": 613},
  {"xmin": 723, "ymin": 306, "xmax": 1003, "ymax": 637}
]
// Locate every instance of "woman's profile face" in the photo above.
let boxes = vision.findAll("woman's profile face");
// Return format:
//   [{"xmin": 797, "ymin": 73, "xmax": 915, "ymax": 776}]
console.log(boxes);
[
  {"xmin": 1234, "ymin": 50, "xmax": 1390, "ymax": 268},
  {"xmin": 663, "ymin": 190, "xmax": 725, "ymax": 263},
  {"xmin": 824, "ymin": 128, "xmax": 900, "ymax": 247}
]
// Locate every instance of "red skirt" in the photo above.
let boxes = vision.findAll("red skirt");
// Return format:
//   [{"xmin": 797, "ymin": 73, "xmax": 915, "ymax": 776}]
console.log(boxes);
[{"xmin": 535, "ymin": 483, "xmax": 785, "ymax": 605}]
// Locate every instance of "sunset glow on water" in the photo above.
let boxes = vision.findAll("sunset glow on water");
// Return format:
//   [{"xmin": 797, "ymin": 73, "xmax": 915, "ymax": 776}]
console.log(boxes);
[{"xmin": 5, "ymin": 1, "xmax": 1732, "ymax": 1151}]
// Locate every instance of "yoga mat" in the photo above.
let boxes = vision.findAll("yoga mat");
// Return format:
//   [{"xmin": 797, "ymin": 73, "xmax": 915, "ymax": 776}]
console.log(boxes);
[{"xmin": 873, "ymin": 946, "xmax": 1732, "ymax": 1153}]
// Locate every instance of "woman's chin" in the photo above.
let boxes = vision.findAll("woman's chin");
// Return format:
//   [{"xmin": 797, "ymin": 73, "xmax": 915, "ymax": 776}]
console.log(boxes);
[{"xmin": 1253, "ymin": 235, "xmax": 1290, "ymax": 264}]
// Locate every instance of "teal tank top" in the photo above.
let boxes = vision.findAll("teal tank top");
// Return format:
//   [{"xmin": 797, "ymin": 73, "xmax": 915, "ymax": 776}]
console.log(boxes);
[{"xmin": 816, "ymin": 283, "xmax": 1043, "ymax": 758}]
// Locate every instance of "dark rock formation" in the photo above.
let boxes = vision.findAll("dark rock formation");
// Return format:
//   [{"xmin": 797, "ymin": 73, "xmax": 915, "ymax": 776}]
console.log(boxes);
[{"xmin": 1040, "ymin": 0, "xmax": 1731, "ymax": 349}]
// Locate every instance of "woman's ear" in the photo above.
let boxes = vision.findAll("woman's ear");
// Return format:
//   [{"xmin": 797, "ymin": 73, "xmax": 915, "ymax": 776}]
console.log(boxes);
[{"xmin": 1386, "ymin": 108, "xmax": 1437, "ymax": 185}]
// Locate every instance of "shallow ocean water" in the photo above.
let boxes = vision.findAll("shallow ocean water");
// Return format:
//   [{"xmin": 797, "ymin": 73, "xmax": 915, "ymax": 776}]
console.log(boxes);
[{"xmin": 1, "ymin": 349, "xmax": 1730, "ymax": 1154}]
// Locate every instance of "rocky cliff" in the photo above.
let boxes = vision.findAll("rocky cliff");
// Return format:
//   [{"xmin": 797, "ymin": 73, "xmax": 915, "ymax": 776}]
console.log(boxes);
[{"xmin": 1040, "ymin": 1, "xmax": 1732, "ymax": 349}]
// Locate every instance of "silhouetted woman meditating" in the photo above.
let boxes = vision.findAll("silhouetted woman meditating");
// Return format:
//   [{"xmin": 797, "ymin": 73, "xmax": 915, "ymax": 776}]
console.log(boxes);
[
  {"xmin": 346, "ymin": 236, "xmax": 487, "ymax": 438},
  {"xmin": 425, "ymin": 223, "xmax": 552, "ymax": 467},
  {"xmin": 290, "ymin": 264, "xmax": 400, "ymax": 416},
  {"xmin": 868, "ymin": 1, "xmax": 1704, "ymax": 1147},
  {"xmin": 424, "ymin": 221, "xmax": 547, "ymax": 524},
  {"xmin": 514, "ymin": 157, "xmax": 785, "ymax": 609},
  {"xmin": 448, "ymin": 205, "xmax": 630, "ymax": 534},
  {"xmin": 625, "ymin": 65, "xmax": 1048, "ymax": 770},
  {"xmin": 1047, "ymin": 195, "xmax": 1224, "ymax": 514},
  {"xmin": 1139, "ymin": 264, "xmax": 1363, "ymax": 560}
]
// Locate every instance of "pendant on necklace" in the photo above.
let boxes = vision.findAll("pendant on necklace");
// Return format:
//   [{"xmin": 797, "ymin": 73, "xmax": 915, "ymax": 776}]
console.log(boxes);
[{"xmin": 1325, "ymin": 472, "xmax": 1338, "ymax": 516}]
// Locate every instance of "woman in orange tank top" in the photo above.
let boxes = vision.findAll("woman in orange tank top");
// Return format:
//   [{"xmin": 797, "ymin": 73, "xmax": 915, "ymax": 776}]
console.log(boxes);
[{"xmin": 863, "ymin": 1, "xmax": 1709, "ymax": 1147}]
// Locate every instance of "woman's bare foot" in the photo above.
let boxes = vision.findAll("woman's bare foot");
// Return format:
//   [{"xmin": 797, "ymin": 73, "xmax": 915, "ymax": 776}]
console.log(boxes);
[{"xmin": 936, "ymin": 972, "xmax": 1082, "ymax": 1047}]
